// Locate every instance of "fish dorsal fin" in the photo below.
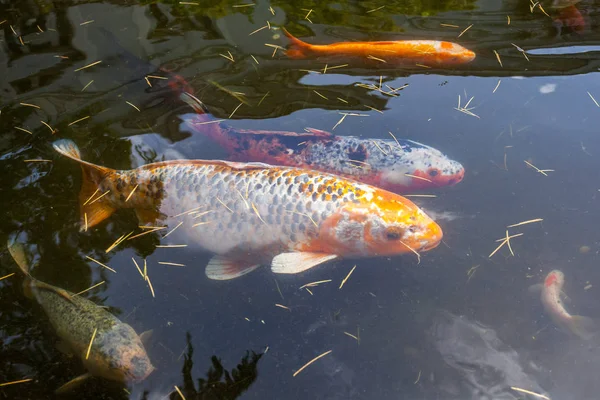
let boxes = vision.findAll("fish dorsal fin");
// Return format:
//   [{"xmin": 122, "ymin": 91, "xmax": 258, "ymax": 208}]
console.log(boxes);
[
  {"xmin": 205, "ymin": 256, "xmax": 261, "ymax": 280},
  {"xmin": 231, "ymin": 127, "xmax": 333, "ymax": 140},
  {"xmin": 141, "ymin": 159, "xmax": 274, "ymax": 171},
  {"xmin": 33, "ymin": 281, "xmax": 75, "ymax": 304},
  {"xmin": 134, "ymin": 208, "xmax": 163, "ymax": 225},
  {"xmin": 139, "ymin": 329, "xmax": 154, "ymax": 345},
  {"xmin": 271, "ymin": 252, "xmax": 338, "ymax": 274}
]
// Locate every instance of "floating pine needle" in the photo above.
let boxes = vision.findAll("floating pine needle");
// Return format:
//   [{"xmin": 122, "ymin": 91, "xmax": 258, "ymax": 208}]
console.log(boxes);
[
  {"xmin": 337, "ymin": 97, "xmax": 349, "ymax": 103},
  {"xmin": 367, "ymin": 55, "xmax": 386, "ymax": 63},
  {"xmin": 493, "ymin": 50, "xmax": 503, "ymax": 67},
  {"xmin": 258, "ymin": 91, "xmax": 270, "ymax": 106},
  {"xmin": 229, "ymin": 103, "xmax": 243, "ymax": 119},
  {"xmin": 125, "ymin": 184, "xmax": 138, "ymax": 202},
  {"xmin": 80, "ymin": 20, "xmax": 94, "ymax": 26},
  {"xmin": 105, "ymin": 231, "xmax": 134, "ymax": 253},
  {"xmin": 507, "ymin": 218, "xmax": 543, "ymax": 228},
  {"xmin": 88, "ymin": 190, "xmax": 110, "ymax": 205},
  {"xmin": 233, "ymin": 3, "xmax": 255, "ymax": 7},
  {"xmin": 156, "ymin": 244, "xmax": 187, "ymax": 248},
  {"xmin": 249, "ymin": 25, "xmax": 268, "ymax": 35},
  {"xmin": 81, "ymin": 80, "xmax": 94, "ymax": 91},
  {"xmin": 219, "ymin": 51, "xmax": 235, "ymax": 62},
  {"xmin": 275, "ymin": 303, "xmax": 291, "ymax": 311},
  {"xmin": 83, "ymin": 189, "xmax": 100, "ymax": 206},
  {"xmin": 339, "ymin": 265, "xmax": 357, "ymax": 289},
  {"xmin": 511, "ymin": 43, "xmax": 530, "ymax": 61},
  {"xmin": 158, "ymin": 262, "xmax": 185, "ymax": 267},
  {"xmin": 313, "ymin": 90, "xmax": 328, "ymax": 100},
  {"xmin": 85, "ymin": 328, "xmax": 98, "ymax": 360},
  {"xmin": 587, "ymin": 92, "xmax": 600, "ymax": 107},
  {"xmin": 145, "ymin": 77, "xmax": 152, "ymax": 87},
  {"xmin": 404, "ymin": 194, "xmax": 437, "ymax": 198},
  {"xmin": 299, "ymin": 279, "xmax": 332, "ymax": 289},
  {"xmin": 15, "ymin": 127, "xmax": 33, "ymax": 135},
  {"xmin": 305, "ymin": 288, "xmax": 313, "ymax": 295},
  {"xmin": 68, "ymin": 115, "xmax": 90, "ymax": 126},
  {"xmin": 126, "ymin": 101, "xmax": 141, "ymax": 112},
  {"xmin": 74, "ymin": 60, "xmax": 102, "ymax": 72},
  {"xmin": 127, "ymin": 227, "xmax": 165, "ymax": 241},
  {"xmin": 163, "ymin": 222, "xmax": 183, "ymax": 238},
  {"xmin": 250, "ymin": 55, "xmax": 259, "ymax": 64},
  {"xmin": 40, "ymin": 121, "xmax": 56, "ymax": 134},
  {"xmin": 505, "ymin": 230, "xmax": 515, "ymax": 256},
  {"xmin": 146, "ymin": 275, "xmax": 155, "ymax": 298},
  {"xmin": 132, "ymin": 258, "xmax": 144, "ymax": 277},
  {"xmin": 458, "ymin": 24, "xmax": 473, "ymax": 38},
  {"xmin": 494, "ymin": 233, "xmax": 523, "ymax": 242},
  {"xmin": 507, "ymin": 15, "xmax": 511, "ymax": 24},
  {"xmin": 405, "ymin": 173, "xmax": 432, "ymax": 183},
  {"xmin": 293, "ymin": 350, "xmax": 332, "ymax": 377},
  {"xmin": 84, "ymin": 213, "xmax": 88, "ymax": 232},
  {"xmin": 20, "ymin": 102, "xmax": 40, "ymax": 109},
  {"xmin": 414, "ymin": 370, "xmax": 422, "ymax": 384},
  {"xmin": 76, "ymin": 281, "xmax": 106, "ymax": 296},
  {"xmin": 510, "ymin": 387, "xmax": 550, "ymax": 400},
  {"xmin": 365, "ymin": 105, "xmax": 383, "ymax": 114},
  {"xmin": 174, "ymin": 386, "xmax": 186, "ymax": 400},
  {"xmin": 343, "ymin": 331, "xmax": 359, "ymax": 341},
  {"xmin": 0, "ymin": 272, "xmax": 15, "ymax": 282},
  {"xmin": 0, "ymin": 378, "xmax": 33, "ymax": 387},
  {"xmin": 400, "ymin": 240, "xmax": 421, "ymax": 263},
  {"xmin": 332, "ymin": 113, "xmax": 347, "ymax": 130},
  {"xmin": 86, "ymin": 256, "xmax": 116, "ymax": 273},
  {"xmin": 264, "ymin": 43, "xmax": 285, "ymax": 57},
  {"xmin": 147, "ymin": 75, "xmax": 168, "ymax": 80},
  {"xmin": 366, "ymin": 5, "xmax": 385, "ymax": 13},
  {"xmin": 24, "ymin": 159, "xmax": 52, "ymax": 163},
  {"xmin": 524, "ymin": 160, "xmax": 553, "ymax": 176},
  {"xmin": 251, "ymin": 202, "xmax": 267, "ymax": 225},
  {"xmin": 286, "ymin": 210, "xmax": 318, "ymax": 228},
  {"xmin": 441, "ymin": 23, "xmax": 460, "ymax": 28},
  {"xmin": 493, "ymin": 80, "xmax": 501, "ymax": 93}
]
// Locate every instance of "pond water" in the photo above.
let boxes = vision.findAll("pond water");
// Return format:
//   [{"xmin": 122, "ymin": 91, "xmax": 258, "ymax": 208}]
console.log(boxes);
[{"xmin": 1, "ymin": 1, "xmax": 600, "ymax": 399}]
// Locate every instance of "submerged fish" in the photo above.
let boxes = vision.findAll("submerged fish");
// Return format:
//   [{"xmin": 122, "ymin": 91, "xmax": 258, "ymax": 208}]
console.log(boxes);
[
  {"xmin": 282, "ymin": 28, "xmax": 475, "ymax": 67},
  {"xmin": 553, "ymin": 5, "xmax": 586, "ymax": 35},
  {"xmin": 7, "ymin": 241, "xmax": 154, "ymax": 393},
  {"xmin": 531, "ymin": 270, "xmax": 596, "ymax": 340},
  {"xmin": 53, "ymin": 139, "xmax": 442, "ymax": 280},
  {"xmin": 180, "ymin": 93, "xmax": 464, "ymax": 193}
]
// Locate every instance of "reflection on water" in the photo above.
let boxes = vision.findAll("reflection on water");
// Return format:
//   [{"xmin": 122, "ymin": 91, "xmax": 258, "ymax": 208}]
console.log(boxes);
[{"xmin": 2, "ymin": 0, "xmax": 600, "ymax": 399}]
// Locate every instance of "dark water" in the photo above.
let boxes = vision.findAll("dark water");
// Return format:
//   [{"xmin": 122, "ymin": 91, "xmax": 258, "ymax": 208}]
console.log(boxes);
[{"xmin": 2, "ymin": 0, "xmax": 600, "ymax": 399}]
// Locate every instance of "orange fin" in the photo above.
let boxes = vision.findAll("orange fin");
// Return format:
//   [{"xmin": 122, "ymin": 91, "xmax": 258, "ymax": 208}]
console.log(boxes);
[
  {"xmin": 282, "ymin": 27, "xmax": 311, "ymax": 59},
  {"xmin": 233, "ymin": 127, "xmax": 333, "ymax": 139},
  {"xmin": 53, "ymin": 140, "xmax": 116, "ymax": 230},
  {"xmin": 205, "ymin": 256, "xmax": 261, "ymax": 280},
  {"xmin": 271, "ymin": 252, "xmax": 338, "ymax": 274}
]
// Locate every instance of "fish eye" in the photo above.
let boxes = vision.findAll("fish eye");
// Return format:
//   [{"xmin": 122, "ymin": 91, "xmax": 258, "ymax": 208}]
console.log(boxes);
[
  {"xmin": 385, "ymin": 227, "xmax": 403, "ymax": 240},
  {"xmin": 428, "ymin": 169, "xmax": 439, "ymax": 177}
]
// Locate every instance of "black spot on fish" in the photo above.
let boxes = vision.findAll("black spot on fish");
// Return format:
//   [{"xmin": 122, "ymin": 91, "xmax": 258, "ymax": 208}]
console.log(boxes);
[{"xmin": 312, "ymin": 193, "xmax": 318, "ymax": 202}]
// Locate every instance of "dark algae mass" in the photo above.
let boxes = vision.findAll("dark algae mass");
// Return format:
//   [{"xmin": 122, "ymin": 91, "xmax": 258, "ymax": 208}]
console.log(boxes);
[{"xmin": 2, "ymin": 0, "xmax": 600, "ymax": 399}]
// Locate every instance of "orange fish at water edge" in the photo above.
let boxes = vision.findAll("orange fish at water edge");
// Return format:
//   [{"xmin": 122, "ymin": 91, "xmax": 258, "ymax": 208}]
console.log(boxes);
[
  {"xmin": 53, "ymin": 140, "xmax": 442, "ymax": 280},
  {"xmin": 282, "ymin": 28, "xmax": 476, "ymax": 67}
]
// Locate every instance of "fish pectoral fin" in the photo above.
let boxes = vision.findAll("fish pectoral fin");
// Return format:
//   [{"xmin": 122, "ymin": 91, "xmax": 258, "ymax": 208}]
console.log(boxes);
[
  {"xmin": 271, "ymin": 252, "xmax": 338, "ymax": 274},
  {"xmin": 205, "ymin": 256, "xmax": 261, "ymax": 280},
  {"xmin": 134, "ymin": 208, "xmax": 162, "ymax": 225},
  {"xmin": 55, "ymin": 373, "xmax": 92, "ymax": 394},
  {"xmin": 139, "ymin": 329, "xmax": 154, "ymax": 345}
]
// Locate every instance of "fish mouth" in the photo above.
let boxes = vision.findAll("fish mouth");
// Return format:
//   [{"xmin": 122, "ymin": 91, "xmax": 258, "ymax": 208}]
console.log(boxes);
[{"xmin": 420, "ymin": 221, "xmax": 443, "ymax": 251}]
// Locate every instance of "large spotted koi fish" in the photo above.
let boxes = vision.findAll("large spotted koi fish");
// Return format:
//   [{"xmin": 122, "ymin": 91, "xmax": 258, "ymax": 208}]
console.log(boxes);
[
  {"xmin": 179, "ymin": 93, "xmax": 464, "ymax": 194},
  {"xmin": 53, "ymin": 139, "xmax": 442, "ymax": 280}
]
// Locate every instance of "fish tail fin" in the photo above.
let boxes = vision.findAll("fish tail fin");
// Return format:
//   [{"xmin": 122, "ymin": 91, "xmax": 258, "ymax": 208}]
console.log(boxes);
[
  {"xmin": 282, "ymin": 28, "xmax": 312, "ymax": 59},
  {"xmin": 569, "ymin": 315, "xmax": 597, "ymax": 340},
  {"xmin": 7, "ymin": 240, "xmax": 35, "ymax": 299},
  {"xmin": 53, "ymin": 140, "xmax": 117, "ymax": 230}
]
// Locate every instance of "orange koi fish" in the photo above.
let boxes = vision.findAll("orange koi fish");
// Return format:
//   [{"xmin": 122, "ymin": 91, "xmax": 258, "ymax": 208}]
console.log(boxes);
[
  {"xmin": 53, "ymin": 140, "xmax": 442, "ymax": 280},
  {"xmin": 531, "ymin": 270, "xmax": 596, "ymax": 340},
  {"xmin": 180, "ymin": 93, "xmax": 465, "ymax": 193},
  {"xmin": 282, "ymin": 28, "xmax": 475, "ymax": 67}
]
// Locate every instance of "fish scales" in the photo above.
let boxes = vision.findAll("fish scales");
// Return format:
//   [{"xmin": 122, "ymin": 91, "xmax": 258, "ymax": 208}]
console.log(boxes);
[{"xmin": 102, "ymin": 163, "xmax": 365, "ymax": 255}]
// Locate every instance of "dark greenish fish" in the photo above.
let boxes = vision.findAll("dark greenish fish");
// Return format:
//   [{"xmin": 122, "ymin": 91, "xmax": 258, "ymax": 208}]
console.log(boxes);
[{"xmin": 7, "ymin": 241, "xmax": 155, "ymax": 393}]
